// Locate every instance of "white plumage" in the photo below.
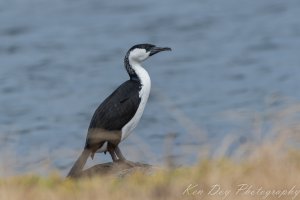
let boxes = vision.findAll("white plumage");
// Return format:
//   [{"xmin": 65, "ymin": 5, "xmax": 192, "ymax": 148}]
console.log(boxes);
[{"xmin": 121, "ymin": 51, "xmax": 151, "ymax": 141}]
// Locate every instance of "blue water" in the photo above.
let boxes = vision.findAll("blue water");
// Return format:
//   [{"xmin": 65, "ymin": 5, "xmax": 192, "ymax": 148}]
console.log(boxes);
[{"xmin": 0, "ymin": 0, "xmax": 300, "ymax": 175}]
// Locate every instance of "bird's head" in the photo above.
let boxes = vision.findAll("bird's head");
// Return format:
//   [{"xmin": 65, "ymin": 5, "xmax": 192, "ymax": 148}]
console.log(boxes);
[{"xmin": 127, "ymin": 44, "xmax": 171, "ymax": 64}]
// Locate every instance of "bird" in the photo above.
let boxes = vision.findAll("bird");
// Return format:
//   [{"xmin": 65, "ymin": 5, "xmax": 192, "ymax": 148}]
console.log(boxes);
[{"xmin": 67, "ymin": 44, "xmax": 171, "ymax": 177}]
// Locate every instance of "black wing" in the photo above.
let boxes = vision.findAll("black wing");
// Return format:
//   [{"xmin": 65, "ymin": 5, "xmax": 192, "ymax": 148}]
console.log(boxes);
[{"xmin": 88, "ymin": 80, "xmax": 141, "ymax": 131}]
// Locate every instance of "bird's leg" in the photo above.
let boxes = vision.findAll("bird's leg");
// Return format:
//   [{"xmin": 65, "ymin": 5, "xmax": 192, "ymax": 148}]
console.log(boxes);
[
  {"xmin": 107, "ymin": 144, "xmax": 118, "ymax": 162},
  {"xmin": 115, "ymin": 146, "xmax": 126, "ymax": 160},
  {"xmin": 115, "ymin": 146, "xmax": 135, "ymax": 167}
]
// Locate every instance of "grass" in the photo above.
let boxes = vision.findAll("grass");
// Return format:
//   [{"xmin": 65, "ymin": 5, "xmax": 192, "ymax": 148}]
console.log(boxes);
[
  {"xmin": 2, "ymin": 103, "xmax": 300, "ymax": 200},
  {"xmin": 1, "ymin": 132, "xmax": 300, "ymax": 200}
]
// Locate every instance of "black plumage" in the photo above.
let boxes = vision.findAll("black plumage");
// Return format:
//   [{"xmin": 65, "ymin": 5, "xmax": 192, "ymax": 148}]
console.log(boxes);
[
  {"xmin": 67, "ymin": 80, "xmax": 142, "ymax": 177},
  {"xmin": 88, "ymin": 80, "xmax": 141, "ymax": 131},
  {"xmin": 85, "ymin": 80, "xmax": 141, "ymax": 149}
]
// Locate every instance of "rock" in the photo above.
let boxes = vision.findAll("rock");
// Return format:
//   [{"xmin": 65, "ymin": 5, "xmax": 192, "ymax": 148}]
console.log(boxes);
[{"xmin": 68, "ymin": 161, "xmax": 155, "ymax": 179}]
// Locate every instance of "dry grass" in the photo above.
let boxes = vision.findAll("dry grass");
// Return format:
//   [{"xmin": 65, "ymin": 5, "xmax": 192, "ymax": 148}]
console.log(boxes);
[
  {"xmin": 1, "ymin": 131, "xmax": 300, "ymax": 200},
  {"xmin": 2, "ymin": 103, "xmax": 300, "ymax": 200}
]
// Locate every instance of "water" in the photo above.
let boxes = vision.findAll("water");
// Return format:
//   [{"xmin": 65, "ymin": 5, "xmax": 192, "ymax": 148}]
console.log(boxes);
[{"xmin": 1, "ymin": 0, "xmax": 300, "ymax": 175}]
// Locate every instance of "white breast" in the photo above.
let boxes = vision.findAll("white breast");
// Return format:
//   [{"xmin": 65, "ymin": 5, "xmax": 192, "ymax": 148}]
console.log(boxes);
[{"xmin": 121, "ymin": 64, "xmax": 151, "ymax": 141}]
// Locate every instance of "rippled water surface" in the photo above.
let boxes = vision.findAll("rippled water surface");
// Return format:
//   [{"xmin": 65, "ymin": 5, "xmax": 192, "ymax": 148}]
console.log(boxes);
[{"xmin": 1, "ymin": 0, "xmax": 300, "ymax": 175}]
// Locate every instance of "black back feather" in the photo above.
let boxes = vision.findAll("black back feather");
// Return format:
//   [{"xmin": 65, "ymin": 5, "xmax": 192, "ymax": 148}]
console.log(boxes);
[{"xmin": 88, "ymin": 80, "xmax": 141, "ymax": 131}]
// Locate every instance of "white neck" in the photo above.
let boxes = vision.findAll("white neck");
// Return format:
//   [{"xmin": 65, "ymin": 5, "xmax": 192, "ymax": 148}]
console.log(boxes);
[
  {"xmin": 129, "ymin": 59, "xmax": 151, "ymax": 97},
  {"xmin": 121, "ymin": 60, "xmax": 151, "ymax": 141}
]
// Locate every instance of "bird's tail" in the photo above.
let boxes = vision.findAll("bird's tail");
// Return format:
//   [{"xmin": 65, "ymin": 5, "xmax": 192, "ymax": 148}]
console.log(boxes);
[{"xmin": 67, "ymin": 149, "xmax": 90, "ymax": 178}]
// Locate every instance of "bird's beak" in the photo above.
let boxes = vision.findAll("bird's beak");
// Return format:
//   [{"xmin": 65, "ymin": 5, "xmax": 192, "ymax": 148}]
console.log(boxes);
[{"xmin": 149, "ymin": 46, "xmax": 172, "ymax": 56}]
